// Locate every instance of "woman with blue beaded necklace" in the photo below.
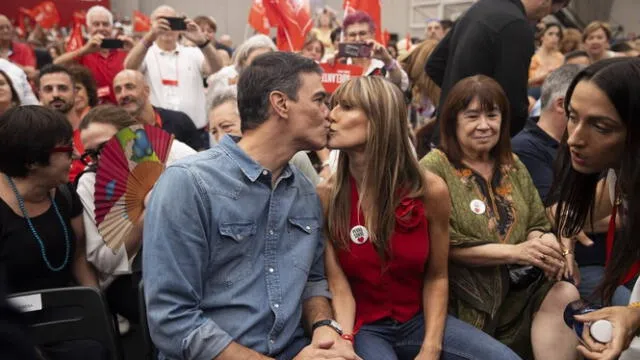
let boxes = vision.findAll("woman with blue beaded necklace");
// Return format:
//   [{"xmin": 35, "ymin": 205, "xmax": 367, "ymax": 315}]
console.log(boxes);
[{"xmin": 0, "ymin": 106, "xmax": 97, "ymax": 294}]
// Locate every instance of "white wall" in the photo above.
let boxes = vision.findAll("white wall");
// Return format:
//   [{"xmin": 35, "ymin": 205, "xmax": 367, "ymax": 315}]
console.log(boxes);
[{"xmin": 609, "ymin": 0, "xmax": 640, "ymax": 36}]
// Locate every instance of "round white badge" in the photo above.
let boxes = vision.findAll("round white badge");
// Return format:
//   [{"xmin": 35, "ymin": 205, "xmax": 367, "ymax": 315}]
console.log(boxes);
[
  {"xmin": 470, "ymin": 199, "xmax": 486, "ymax": 215},
  {"xmin": 350, "ymin": 225, "xmax": 369, "ymax": 245}
]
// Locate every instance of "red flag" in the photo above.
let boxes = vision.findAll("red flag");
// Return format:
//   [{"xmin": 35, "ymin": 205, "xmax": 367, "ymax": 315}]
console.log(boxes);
[
  {"xmin": 264, "ymin": 0, "xmax": 313, "ymax": 52},
  {"xmin": 343, "ymin": 0, "xmax": 382, "ymax": 43},
  {"xmin": 133, "ymin": 10, "xmax": 151, "ymax": 33},
  {"xmin": 65, "ymin": 22, "xmax": 84, "ymax": 52},
  {"xmin": 29, "ymin": 1, "xmax": 61, "ymax": 29},
  {"xmin": 248, "ymin": 0, "xmax": 271, "ymax": 35},
  {"xmin": 405, "ymin": 32, "xmax": 411, "ymax": 50},
  {"xmin": 72, "ymin": 10, "xmax": 86, "ymax": 26}
]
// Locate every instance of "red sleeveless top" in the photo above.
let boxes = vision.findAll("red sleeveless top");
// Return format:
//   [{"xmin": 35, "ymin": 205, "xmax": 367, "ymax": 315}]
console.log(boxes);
[{"xmin": 337, "ymin": 177, "xmax": 430, "ymax": 333}]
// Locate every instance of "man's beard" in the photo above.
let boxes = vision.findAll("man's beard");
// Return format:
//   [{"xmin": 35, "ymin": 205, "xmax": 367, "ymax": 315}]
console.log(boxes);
[{"xmin": 48, "ymin": 98, "xmax": 74, "ymax": 114}]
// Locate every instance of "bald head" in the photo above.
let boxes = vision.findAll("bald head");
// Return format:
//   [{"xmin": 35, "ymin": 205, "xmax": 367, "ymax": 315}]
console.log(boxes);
[
  {"xmin": 0, "ymin": 15, "xmax": 12, "ymax": 42},
  {"xmin": 113, "ymin": 70, "xmax": 149, "ymax": 117}
]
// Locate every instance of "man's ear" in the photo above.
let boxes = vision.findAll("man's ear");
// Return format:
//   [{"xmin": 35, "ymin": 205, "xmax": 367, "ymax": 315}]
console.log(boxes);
[
  {"xmin": 554, "ymin": 96, "xmax": 565, "ymax": 115},
  {"xmin": 269, "ymin": 90, "xmax": 289, "ymax": 119}
]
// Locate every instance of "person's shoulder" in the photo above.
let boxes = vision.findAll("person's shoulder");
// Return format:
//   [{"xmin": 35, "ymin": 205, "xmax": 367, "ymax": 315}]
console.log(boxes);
[{"xmin": 423, "ymin": 169, "xmax": 449, "ymax": 201}]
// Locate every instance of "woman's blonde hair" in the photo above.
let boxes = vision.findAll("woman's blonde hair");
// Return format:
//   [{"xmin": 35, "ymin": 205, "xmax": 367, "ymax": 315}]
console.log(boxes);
[
  {"xmin": 400, "ymin": 39, "xmax": 441, "ymax": 107},
  {"xmin": 327, "ymin": 76, "xmax": 427, "ymax": 259}
]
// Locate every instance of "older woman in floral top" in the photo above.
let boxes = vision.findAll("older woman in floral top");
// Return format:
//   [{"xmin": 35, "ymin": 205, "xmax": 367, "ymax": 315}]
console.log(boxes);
[{"xmin": 420, "ymin": 75, "xmax": 580, "ymax": 360}]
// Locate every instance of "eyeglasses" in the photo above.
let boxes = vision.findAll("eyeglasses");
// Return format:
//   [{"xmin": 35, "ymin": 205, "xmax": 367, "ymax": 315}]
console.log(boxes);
[
  {"xmin": 51, "ymin": 145, "xmax": 74, "ymax": 155},
  {"xmin": 79, "ymin": 143, "xmax": 106, "ymax": 166},
  {"xmin": 346, "ymin": 30, "xmax": 371, "ymax": 40}
]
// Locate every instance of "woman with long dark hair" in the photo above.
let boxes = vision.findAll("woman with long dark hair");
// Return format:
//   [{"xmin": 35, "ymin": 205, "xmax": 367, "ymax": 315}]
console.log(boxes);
[{"xmin": 554, "ymin": 57, "xmax": 640, "ymax": 360}]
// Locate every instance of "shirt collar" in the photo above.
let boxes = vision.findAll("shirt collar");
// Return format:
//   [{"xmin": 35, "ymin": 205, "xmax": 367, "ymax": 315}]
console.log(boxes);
[
  {"xmin": 153, "ymin": 42, "xmax": 181, "ymax": 55},
  {"xmin": 219, "ymin": 134, "xmax": 294, "ymax": 183}
]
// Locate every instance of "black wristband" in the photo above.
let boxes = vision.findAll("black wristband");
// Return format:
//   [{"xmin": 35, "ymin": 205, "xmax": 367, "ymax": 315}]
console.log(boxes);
[
  {"xmin": 197, "ymin": 39, "xmax": 211, "ymax": 49},
  {"xmin": 311, "ymin": 319, "xmax": 343, "ymax": 335}
]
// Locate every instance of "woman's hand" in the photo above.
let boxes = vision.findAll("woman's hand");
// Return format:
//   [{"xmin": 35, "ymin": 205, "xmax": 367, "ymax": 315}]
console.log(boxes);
[
  {"xmin": 514, "ymin": 232, "xmax": 564, "ymax": 276},
  {"xmin": 575, "ymin": 306, "xmax": 640, "ymax": 360}
]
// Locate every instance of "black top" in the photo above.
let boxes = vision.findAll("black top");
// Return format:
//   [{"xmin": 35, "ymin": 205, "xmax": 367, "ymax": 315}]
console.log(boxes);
[
  {"xmin": 0, "ymin": 183, "xmax": 82, "ymax": 293},
  {"xmin": 154, "ymin": 106, "xmax": 203, "ymax": 150},
  {"xmin": 426, "ymin": 0, "xmax": 535, "ymax": 141},
  {"xmin": 512, "ymin": 120, "xmax": 558, "ymax": 204}
]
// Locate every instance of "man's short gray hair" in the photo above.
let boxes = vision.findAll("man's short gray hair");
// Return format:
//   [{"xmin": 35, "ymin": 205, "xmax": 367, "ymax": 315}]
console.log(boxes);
[
  {"xmin": 86, "ymin": 6, "xmax": 113, "ymax": 27},
  {"xmin": 232, "ymin": 34, "xmax": 277, "ymax": 73},
  {"xmin": 540, "ymin": 64, "xmax": 585, "ymax": 111}
]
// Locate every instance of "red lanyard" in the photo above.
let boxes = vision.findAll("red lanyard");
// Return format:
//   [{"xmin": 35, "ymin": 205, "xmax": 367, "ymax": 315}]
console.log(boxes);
[
  {"xmin": 154, "ymin": 110, "xmax": 163, "ymax": 128},
  {"xmin": 152, "ymin": 46, "xmax": 179, "ymax": 86}
]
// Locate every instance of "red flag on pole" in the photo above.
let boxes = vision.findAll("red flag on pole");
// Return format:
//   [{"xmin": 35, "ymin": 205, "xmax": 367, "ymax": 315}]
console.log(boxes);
[
  {"xmin": 133, "ymin": 10, "xmax": 151, "ymax": 33},
  {"xmin": 66, "ymin": 10, "xmax": 85, "ymax": 52},
  {"xmin": 263, "ymin": 0, "xmax": 313, "ymax": 52},
  {"xmin": 30, "ymin": 1, "xmax": 61, "ymax": 29},
  {"xmin": 248, "ymin": 0, "xmax": 271, "ymax": 35},
  {"xmin": 383, "ymin": 28, "xmax": 390, "ymax": 47},
  {"xmin": 343, "ymin": 0, "xmax": 382, "ymax": 43},
  {"xmin": 72, "ymin": 10, "xmax": 86, "ymax": 26}
]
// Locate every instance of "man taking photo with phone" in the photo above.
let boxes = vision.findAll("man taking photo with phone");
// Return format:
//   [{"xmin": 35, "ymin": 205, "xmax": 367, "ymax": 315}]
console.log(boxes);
[
  {"xmin": 124, "ymin": 5, "xmax": 223, "ymax": 150},
  {"xmin": 54, "ymin": 5, "xmax": 133, "ymax": 105}
]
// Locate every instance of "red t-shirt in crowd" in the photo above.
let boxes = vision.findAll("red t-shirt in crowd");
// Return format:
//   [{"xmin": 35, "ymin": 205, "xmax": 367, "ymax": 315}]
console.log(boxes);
[
  {"xmin": 337, "ymin": 177, "xmax": 430, "ymax": 333},
  {"xmin": 8, "ymin": 41, "xmax": 36, "ymax": 68},
  {"xmin": 78, "ymin": 50, "xmax": 127, "ymax": 104}
]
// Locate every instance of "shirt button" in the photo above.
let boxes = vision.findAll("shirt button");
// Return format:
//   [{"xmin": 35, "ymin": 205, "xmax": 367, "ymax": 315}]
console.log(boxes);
[
  {"xmin": 262, "ymin": 170, "xmax": 269, "ymax": 176},
  {"xmin": 268, "ymin": 267, "xmax": 274, "ymax": 273},
  {"xmin": 305, "ymin": 226, "xmax": 311, "ymax": 231},
  {"xmin": 274, "ymin": 303, "xmax": 279, "ymax": 308},
  {"xmin": 270, "ymin": 339, "xmax": 275, "ymax": 344},
  {"xmin": 269, "ymin": 230, "xmax": 274, "ymax": 235}
]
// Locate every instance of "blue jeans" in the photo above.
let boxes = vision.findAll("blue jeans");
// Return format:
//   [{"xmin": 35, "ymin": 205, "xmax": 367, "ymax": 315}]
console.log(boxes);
[
  {"xmin": 354, "ymin": 314, "xmax": 522, "ymax": 360},
  {"xmin": 579, "ymin": 266, "xmax": 631, "ymax": 306}
]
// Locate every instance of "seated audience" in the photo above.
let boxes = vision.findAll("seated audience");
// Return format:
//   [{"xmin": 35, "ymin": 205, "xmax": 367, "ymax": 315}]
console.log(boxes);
[
  {"xmin": 208, "ymin": 87, "xmax": 320, "ymax": 185},
  {"xmin": 420, "ymin": 75, "xmax": 580, "ymax": 359},
  {"xmin": 529, "ymin": 23, "xmax": 564, "ymax": 88},
  {"xmin": 0, "ymin": 70, "xmax": 20, "ymax": 116},
  {"xmin": 68, "ymin": 65, "xmax": 99, "ymax": 120},
  {"xmin": 143, "ymin": 52, "xmax": 358, "ymax": 360},
  {"xmin": 75, "ymin": 104, "xmax": 195, "ymax": 325},
  {"xmin": 54, "ymin": 6, "xmax": 131, "ymax": 104},
  {"xmin": 0, "ymin": 15, "xmax": 37, "ymax": 79},
  {"xmin": 124, "ymin": 5, "xmax": 223, "ymax": 149},
  {"xmin": 113, "ymin": 69, "xmax": 203, "ymax": 150},
  {"xmin": 321, "ymin": 75, "xmax": 521, "ymax": 359}
]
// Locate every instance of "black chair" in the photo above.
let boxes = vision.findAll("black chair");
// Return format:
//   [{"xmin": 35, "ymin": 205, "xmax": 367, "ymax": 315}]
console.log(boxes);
[
  {"xmin": 7, "ymin": 286, "xmax": 122, "ymax": 360},
  {"xmin": 138, "ymin": 280, "xmax": 157, "ymax": 360}
]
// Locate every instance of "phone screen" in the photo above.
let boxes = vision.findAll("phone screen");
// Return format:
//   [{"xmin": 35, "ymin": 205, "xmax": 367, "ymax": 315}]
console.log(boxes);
[
  {"xmin": 101, "ymin": 39, "xmax": 124, "ymax": 49},
  {"xmin": 338, "ymin": 43, "xmax": 372, "ymax": 58}
]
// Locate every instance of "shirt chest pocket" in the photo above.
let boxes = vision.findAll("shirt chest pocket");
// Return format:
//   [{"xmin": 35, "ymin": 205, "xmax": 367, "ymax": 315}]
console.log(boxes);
[
  {"xmin": 287, "ymin": 217, "xmax": 321, "ymax": 274},
  {"xmin": 211, "ymin": 221, "xmax": 256, "ymax": 287}
]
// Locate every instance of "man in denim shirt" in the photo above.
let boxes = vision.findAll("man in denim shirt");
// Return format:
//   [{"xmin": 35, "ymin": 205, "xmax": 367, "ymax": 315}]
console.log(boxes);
[{"xmin": 142, "ymin": 52, "xmax": 359, "ymax": 360}]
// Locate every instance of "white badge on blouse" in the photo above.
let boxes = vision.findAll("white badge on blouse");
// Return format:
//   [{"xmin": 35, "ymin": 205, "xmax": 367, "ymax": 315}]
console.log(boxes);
[
  {"xmin": 350, "ymin": 225, "xmax": 369, "ymax": 245},
  {"xmin": 470, "ymin": 199, "xmax": 486, "ymax": 215}
]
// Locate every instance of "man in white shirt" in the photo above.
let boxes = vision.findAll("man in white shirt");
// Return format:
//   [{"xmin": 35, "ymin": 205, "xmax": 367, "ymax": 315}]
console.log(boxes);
[
  {"xmin": 124, "ymin": 5, "xmax": 223, "ymax": 149},
  {"xmin": 0, "ymin": 59, "xmax": 38, "ymax": 105}
]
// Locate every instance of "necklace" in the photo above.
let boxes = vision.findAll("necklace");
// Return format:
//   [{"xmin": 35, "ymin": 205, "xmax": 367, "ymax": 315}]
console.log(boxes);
[{"xmin": 5, "ymin": 175, "xmax": 70, "ymax": 272}]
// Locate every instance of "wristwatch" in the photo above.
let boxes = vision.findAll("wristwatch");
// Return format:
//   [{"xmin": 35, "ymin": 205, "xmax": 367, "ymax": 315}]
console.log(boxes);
[{"xmin": 311, "ymin": 319, "xmax": 343, "ymax": 335}]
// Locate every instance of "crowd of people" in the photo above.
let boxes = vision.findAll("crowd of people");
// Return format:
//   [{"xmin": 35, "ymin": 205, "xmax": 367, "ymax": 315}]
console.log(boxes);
[{"xmin": 1, "ymin": 0, "xmax": 640, "ymax": 359}]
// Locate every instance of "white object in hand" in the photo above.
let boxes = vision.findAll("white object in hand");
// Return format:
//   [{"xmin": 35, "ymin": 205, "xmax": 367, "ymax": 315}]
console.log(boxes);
[{"xmin": 590, "ymin": 319, "xmax": 613, "ymax": 343}]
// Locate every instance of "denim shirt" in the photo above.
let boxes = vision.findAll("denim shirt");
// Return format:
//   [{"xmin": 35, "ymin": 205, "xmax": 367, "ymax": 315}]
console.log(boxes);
[{"xmin": 142, "ymin": 135, "xmax": 331, "ymax": 360}]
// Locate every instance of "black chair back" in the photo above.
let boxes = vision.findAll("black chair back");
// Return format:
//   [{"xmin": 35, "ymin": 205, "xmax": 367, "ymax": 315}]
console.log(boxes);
[{"xmin": 8, "ymin": 286, "xmax": 122, "ymax": 360}]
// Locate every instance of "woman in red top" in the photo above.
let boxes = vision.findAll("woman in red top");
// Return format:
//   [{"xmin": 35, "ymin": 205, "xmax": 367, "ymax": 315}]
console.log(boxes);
[{"xmin": 319, "ymin": 76, "xmax": 521, "ymax": 360}]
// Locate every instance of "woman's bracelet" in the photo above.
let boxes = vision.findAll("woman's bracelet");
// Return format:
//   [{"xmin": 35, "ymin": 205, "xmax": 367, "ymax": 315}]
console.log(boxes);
[{"xmin": 629, "ymin": 302, "xmax": 640, "ymax": 309}]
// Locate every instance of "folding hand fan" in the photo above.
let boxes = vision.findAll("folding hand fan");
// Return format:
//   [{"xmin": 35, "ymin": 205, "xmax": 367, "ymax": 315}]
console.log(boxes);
[{"xmin": 94, "ymin": 124, "xmax": 174, "ymax": 251}]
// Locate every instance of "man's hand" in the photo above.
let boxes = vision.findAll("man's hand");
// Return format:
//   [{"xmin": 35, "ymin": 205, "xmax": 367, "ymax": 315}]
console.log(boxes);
[
  {"xmin": 182, "ymin": 18, "xmax": 207, "ymax": 47},
  {"xmin": 147, "ymin": 17, "xmax": 172, "ymax": 42},
  {"xmin": 82, "ymin": 34, "xmax": 104, "ymax": 54},
  {"xmin": 293, "ymin": 339, "xmax": 361, "ymax": 360},
  {"xmin": 415, "ymin": 344, "xmax": 441, "ymax": 360},
  {"xmin": 366, "ymin": 39, "xmax": 393, "ymax": 66}
]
